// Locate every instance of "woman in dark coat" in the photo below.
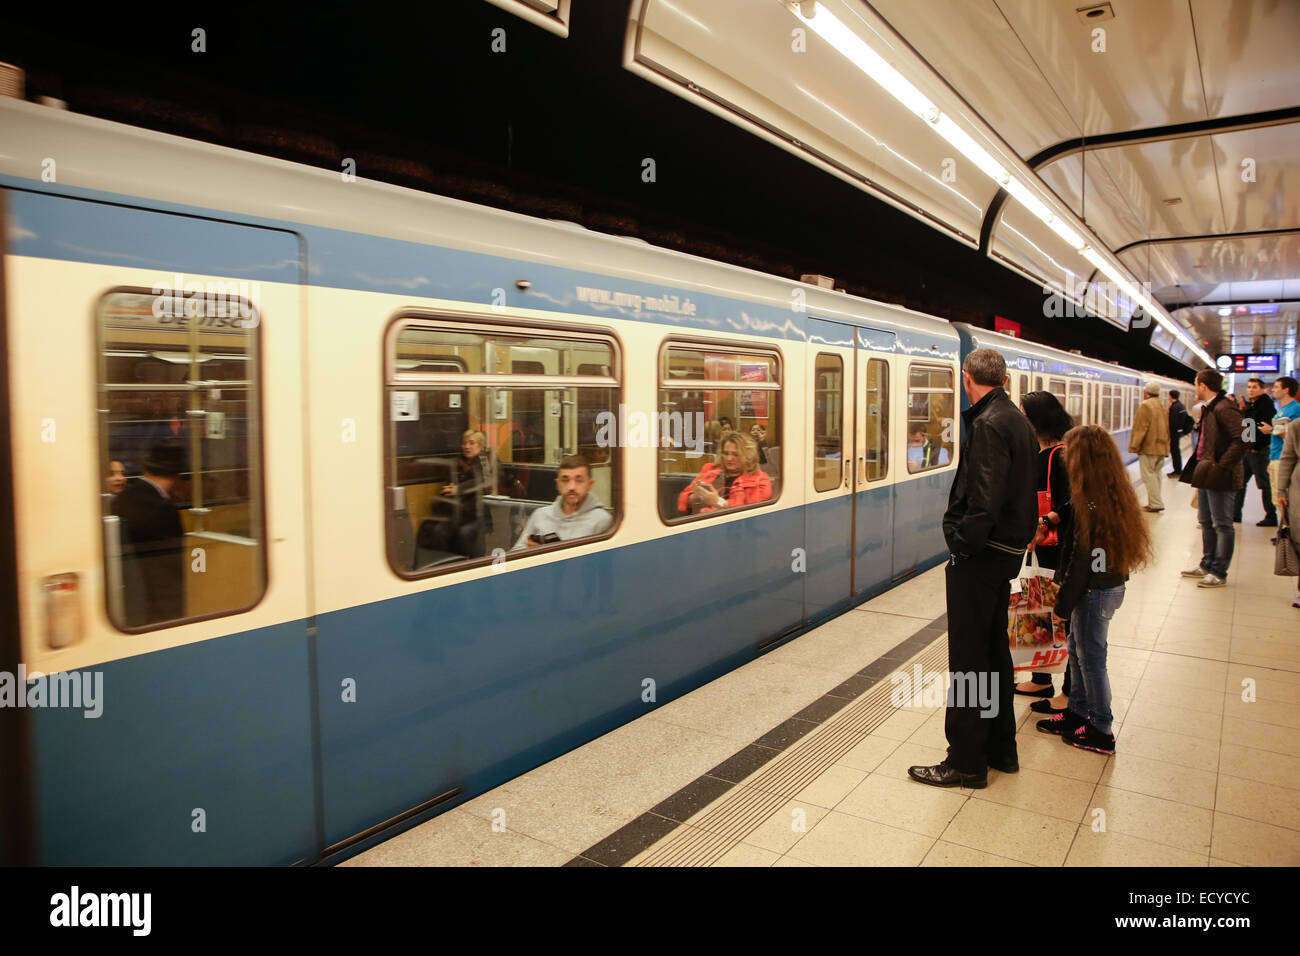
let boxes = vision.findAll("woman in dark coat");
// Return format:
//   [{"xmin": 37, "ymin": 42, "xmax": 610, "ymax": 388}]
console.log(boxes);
[{"xmin": 1014, "ymin": 391, "xmax": 1075, "ymax": 711}]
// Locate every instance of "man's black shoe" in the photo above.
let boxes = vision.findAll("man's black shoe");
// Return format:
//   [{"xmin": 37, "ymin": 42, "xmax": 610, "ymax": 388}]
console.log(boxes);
[
  {"xmin": 907, "ymin": 761, "xmax": 988, "ymax": 789},
  {"xmin": 1258, "ymin": 516, "xmax": 1279, "ymax": 527},
  {"xmin": 1166, "ymin": 471, "xmax": 1180, "ymax": 477}
]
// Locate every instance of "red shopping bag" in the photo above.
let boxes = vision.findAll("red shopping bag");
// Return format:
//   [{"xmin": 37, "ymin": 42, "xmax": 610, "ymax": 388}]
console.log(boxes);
[{"xmin": 1008, "ymin": 552, "xmax": 1069, "ymax": 674}]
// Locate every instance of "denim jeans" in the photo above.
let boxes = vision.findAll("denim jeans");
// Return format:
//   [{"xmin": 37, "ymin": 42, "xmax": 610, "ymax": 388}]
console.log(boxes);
[
  {"xmin": 1067, "ymin": 586, "xmax": 1124, "ymax": 735},
  {"xmin": 1198, "ymin": 488, "xmax": 1236, "ymax": 579}
]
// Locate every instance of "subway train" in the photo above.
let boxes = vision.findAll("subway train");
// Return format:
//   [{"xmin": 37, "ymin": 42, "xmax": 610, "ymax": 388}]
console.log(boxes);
[{"xmin": 0, "ymin": 100, "xmax": 1193, "ymax": 865}]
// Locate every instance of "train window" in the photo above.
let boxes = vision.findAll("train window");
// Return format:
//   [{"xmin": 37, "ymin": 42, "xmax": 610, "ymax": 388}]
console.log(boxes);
[
  {"xmin": 1100, "ymin": 384, "xmax": 1113, "ymax": 431},
  {"xmin": 813, "ymin": 353, "xmax": 843, "ymax": 492},
  {"xmin": 865, "ymin": 358, "xmax": 889, "ymax": 481},
  {"xmin": 1067, "ymin": 380, "xmax": 1084, "ymax": 422},
  {"xmin": 1048, "ymin": 378, "xmax": 1068, "ymax": 405},
  {"xmin": 658, "ymin": 341, "xmax": 782, "ymax": 522},
  {"xmin": 96, "ymin": 289, "xmax": 266, "ymax": 632},
  {"xmin": 1019, "ymin": 374, "xmax": 1029, "ymax": 401},
  {"xmin": 384, "ymin": 319, "xmax": 621, "ymax": 576},
  {"xmin": 906, "ymin": 364, "xmax": 954, "ymax": 473},
  {"xmin": 1034, "ymin": 374, "xmax": 1044, "ymax": 392}
]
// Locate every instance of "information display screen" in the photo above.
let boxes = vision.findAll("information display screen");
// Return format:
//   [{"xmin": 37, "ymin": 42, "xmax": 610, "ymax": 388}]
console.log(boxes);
[{"xmin": 1218, "ymin": 353, "xmax": 1280, "ymax": 373}]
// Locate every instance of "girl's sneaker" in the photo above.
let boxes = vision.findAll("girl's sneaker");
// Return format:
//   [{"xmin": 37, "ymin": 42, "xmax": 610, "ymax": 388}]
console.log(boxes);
[
  {"xmin": 1063, "ymin": 722, "xmax": 1116, "ymax": 755},
  {"xmin": 1035, "ymin": 710, "xmax": 1086, "ymax": 736}
]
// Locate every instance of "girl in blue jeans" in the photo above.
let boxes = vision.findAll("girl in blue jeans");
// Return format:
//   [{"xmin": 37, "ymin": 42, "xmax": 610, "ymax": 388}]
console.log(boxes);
[{"xmin": 1036, "ymin": 425, "xmax": 1153, "ymax": 754}]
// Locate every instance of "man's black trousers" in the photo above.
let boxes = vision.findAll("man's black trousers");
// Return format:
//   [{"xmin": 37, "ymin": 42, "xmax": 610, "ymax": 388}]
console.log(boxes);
[{"xmin": 943, "ymin": 551, "xmax": 1021, "ymax": 774}]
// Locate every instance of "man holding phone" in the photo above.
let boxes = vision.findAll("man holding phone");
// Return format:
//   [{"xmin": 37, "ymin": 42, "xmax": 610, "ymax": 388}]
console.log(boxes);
[{"xmin": 512, "ymin": 454, "xmax": 613, "ymax": 550}]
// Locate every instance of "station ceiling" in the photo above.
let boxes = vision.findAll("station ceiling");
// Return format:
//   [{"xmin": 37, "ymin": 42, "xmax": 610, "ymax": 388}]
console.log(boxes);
[{"xmin": 617, "ymin": 0, "xmax": 1300, "ymax": 370}]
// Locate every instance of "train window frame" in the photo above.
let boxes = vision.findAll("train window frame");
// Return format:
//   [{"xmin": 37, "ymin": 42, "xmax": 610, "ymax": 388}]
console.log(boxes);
[
  {"xmin": 656, "ymin": 336, "xmax": 784, "ymax": 526},
  {"xmin": 382, "ymin": 312, "xmax": 624, "ymax": 580},
  {"xmin": 905, "ymin": 362, "xmax": 955, "ymax": 475},
  {"xmin": 813, "ymin": 352, "xmax": 844, "ymax": 493},
  {"xmin": 95, "ymin": 285, "xmax": 269, "ymax": 634}
]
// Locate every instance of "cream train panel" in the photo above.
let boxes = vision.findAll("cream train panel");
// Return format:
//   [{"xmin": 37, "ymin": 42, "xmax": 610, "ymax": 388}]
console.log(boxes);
[
  {"xmin": 302, "ymin": 285, "xmax": 820, "ymax": 617},
  {"xmin": 7, "ymin": 256, "xmax": 311, "ymax": 674}
]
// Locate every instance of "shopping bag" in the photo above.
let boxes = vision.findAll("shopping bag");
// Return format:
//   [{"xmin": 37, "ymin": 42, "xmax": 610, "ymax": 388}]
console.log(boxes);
[
  {"xmin": 1276, "ymin": 513, "xmax": 1299, "ymax": 577},
  {"xmin": 1008, "ymin": 551, "xmax": 1069, "ymax": 674}
]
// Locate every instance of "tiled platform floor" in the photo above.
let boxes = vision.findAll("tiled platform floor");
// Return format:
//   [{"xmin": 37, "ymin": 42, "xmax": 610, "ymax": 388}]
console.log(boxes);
[{"xmin": 346, "ymin": 469, "xmax": 1300, "ymax": 867}]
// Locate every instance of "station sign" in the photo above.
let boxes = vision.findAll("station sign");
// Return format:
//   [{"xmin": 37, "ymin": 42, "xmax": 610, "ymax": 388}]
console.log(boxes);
[{"xmin": 1216, "ymin": 353, "xmax": 1280, "ymax": 373}]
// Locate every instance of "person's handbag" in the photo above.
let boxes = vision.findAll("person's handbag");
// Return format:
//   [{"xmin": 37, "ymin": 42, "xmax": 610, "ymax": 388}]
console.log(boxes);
[
  {"xmin": 1007, "ymin": 552, "xmax": 1069, "ymax": 675},
  {"xmin": 1036, "ymin": 445, "xmax": 1061, "ymax": 547},
  {"xmin": 1275, "ymin": 512, "xmax": 1299, "ymax": 576}
]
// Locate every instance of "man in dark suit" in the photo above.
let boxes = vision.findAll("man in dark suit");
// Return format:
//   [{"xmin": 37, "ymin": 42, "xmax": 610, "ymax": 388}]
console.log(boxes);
[
  {"xmin": 1167, "ymin": 389, "xmax": 1192, "ymax": 476},
  {"xmin": 111, "ymin": 439, "xmax": 187, "ymax": 626}
]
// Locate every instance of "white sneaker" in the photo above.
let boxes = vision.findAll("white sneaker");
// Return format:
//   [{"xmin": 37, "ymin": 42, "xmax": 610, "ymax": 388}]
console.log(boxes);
[
  {"xmin": 1181, "ymin": 565, "xmax": 1208, "ymax": 578},
  {"xmin": 1197, "ymin": 574, "xmax": 1226, "ymax": 588}
]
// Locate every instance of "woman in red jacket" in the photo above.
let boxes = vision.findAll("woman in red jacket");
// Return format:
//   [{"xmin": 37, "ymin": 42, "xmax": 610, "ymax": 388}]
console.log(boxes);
[{"xmin": 678, "ymin": 431, "xmax": 773, "ymax": 514}]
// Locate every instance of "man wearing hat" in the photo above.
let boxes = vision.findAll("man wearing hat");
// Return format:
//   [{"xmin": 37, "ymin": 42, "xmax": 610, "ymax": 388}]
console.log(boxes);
[
  {"xmin": 111, "ymin": 438, "xmax": 187, "ymax": 626},
  {"xmin": 1130, "ymin": 381, "xmax": 1171, "ymax": 512}
]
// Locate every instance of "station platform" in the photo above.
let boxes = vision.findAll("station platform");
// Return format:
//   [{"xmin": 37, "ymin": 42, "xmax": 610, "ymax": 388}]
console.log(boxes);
[{"xmin": 345, "ymin": 468, "xmax": 1299, "ymax": 867}]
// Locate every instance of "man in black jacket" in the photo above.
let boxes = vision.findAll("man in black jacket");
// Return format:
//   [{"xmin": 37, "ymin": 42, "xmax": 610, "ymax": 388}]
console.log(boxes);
[
  {"xmin": 909, "ymin": 348, "xmax": 1039, "ymax": 790},
  {"xmin": 1167, "ymin": 389, "xmax": 1192, "ymax": 476},
  {"xmin": 1233, "ymin": 377, "xmax": 1276, "ymax": 526},
  {"xmin": 111, "ymin": 439, "xmax": 187, "ymax": 626}
]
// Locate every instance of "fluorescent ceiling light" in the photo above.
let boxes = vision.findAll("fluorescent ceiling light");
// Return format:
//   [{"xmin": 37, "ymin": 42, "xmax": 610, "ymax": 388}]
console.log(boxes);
[{"xmin": 791, "ymin": 0, "xmax": 1211, "ymax": 367}]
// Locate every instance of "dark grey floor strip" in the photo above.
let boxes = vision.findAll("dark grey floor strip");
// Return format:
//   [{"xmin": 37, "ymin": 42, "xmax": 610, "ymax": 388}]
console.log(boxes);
[{"xmin": 566, "ymin": 608, "xmax": 949, "ymax": 867}]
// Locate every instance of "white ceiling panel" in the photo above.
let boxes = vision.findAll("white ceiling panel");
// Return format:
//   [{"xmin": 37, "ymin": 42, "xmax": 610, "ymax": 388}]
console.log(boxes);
[
  {"xmin": 995, "ymin": 0, "xmax": 1207, "ymax": 137},
  {"xmin": 1091, "ymin": 136, "xmax": 1226, "ymax": 240},
  {"xmin": 1191, "ymin": 0, "xmax": 1300, "ymax": 117},
  {"xmin": 1213, "ymin": 124, "xmax": 1300, "ymax": 233}
]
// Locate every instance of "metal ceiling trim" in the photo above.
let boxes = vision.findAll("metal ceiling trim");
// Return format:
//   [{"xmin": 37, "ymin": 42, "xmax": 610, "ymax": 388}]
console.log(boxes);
[
  {"xmin": 1111, "ymin": 226, "xmax": 1300, "ymax": 260},
  {"xmin": 979, "ymin": 106, "xmax": 1300, "ymax": 256}
]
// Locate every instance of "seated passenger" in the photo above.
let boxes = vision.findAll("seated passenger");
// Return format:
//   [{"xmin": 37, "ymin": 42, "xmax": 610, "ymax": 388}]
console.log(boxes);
[
  {"xmin": 512, "ymin": 454, "xmax": 613, "ymax": 549},
  {"xmin": 678, "ymin": 431, "xmax": 772, "ymax": 514},
  {"xmin": 750, "ymin": 423, "xmax": 769, "ymax": 465},
  {"xmin": 437, "ymin": 429, "xmax": 493, "ymax": 557},
  {"xmin": 907, "ymin": 423, "xmax": 950, "ymax": 472}
]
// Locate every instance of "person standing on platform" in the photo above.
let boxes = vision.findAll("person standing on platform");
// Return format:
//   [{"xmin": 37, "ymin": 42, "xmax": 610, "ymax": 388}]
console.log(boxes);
[
  {"xmin": 1167, "ymin": 390, "xmax": 1192, "ymax": 476},
  {"xmin": 1234, "ymin": 377, "xmax": 1276, "ymax": 526},
  {"xmin": 1260, "ymin": 377, "xmax": 1300, "ymax": 531},
  {"xmin": 1276, "ymin": 408, "xmax": 1300, "ymax": 609},
  {"xmin": 1181, "ymin": 369, "xmax": 1247, "ymax": 588},
  {"xmin": 1130, "ymin": 381, "xmax": 1170, "ymax": 512},
  {"xmin": 1035, "ymin": 425, "xmax": 1152, "ymax": 755},
  {"xmin": 908, "ymin": 348, "xmax": 1038, "ymax": 790}
]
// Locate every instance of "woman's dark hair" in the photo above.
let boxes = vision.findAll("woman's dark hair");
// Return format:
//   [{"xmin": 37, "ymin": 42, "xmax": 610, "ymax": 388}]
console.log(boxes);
[{"xmin": 1019, "ymin": 390, "xmax": 1074, "ymax": 443}]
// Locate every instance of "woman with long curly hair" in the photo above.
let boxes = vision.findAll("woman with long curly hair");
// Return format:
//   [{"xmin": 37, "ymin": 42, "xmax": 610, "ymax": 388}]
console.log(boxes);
[{"xmin": 1036, "ymin": 425, "xmax": 1153, "ymax": 754}]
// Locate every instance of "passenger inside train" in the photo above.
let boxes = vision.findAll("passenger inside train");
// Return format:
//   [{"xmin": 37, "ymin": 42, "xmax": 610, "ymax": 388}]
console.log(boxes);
[
  {"xmin": 677, "ymin": 431, "xmax": 773, "ymax": 515},
  {"xmin": 512, "ymin": 454, "xmax": 613, "ymax": 549}
]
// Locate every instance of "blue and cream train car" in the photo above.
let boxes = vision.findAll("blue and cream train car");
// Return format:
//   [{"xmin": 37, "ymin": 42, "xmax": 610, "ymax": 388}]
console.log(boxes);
[
  {"xmin": 0, "ymin": 99, "xmax": 980, "ymax": 865},
  {"xmin": 954, "ymin": 324, "xmax": 1194, "ymax": 465}
]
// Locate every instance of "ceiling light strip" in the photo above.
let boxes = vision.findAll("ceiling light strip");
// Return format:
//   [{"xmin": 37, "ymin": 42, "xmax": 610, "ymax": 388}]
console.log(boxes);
[{"xmin": 789, "ymin": 1, "xmax": 1212, "ymax": 366}]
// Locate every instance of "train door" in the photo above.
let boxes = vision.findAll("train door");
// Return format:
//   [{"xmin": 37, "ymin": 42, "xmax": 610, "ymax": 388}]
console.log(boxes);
[
  {"xmin": 853, "ymin": 327, "xmax": 896, "ymax": 594},
  {"xmin": 3, "ymin": 189, "xmax": 315, "ymax": 864},
  {"xmin": 804, "ymin": 317, "xmax": 855, "ymax": 613}
]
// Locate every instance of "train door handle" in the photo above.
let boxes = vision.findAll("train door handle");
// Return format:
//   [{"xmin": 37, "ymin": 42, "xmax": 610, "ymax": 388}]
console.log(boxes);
[
  {"xmin": 843, "ymin": 461, "xmax": 851, "ymax": 488},
  {"xmin": 858, "ymin": 456, "xmax": 866, "ymax": 483}
]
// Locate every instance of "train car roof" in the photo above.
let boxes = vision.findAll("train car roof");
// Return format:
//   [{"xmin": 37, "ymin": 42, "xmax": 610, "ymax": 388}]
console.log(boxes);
[
  {"xmin": 952, "ymin": 322, "xmax": 1195, "ymax": 386},
  {"xmin": 0, "ymin": 99, "xmax": 958, "ymax": 345}
]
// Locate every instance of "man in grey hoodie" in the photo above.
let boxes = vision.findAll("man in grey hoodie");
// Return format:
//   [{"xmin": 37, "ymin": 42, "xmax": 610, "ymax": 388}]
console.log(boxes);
[{"xmin": 512, "ymin": 454, "xmax": 613, "ymax": 549}]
